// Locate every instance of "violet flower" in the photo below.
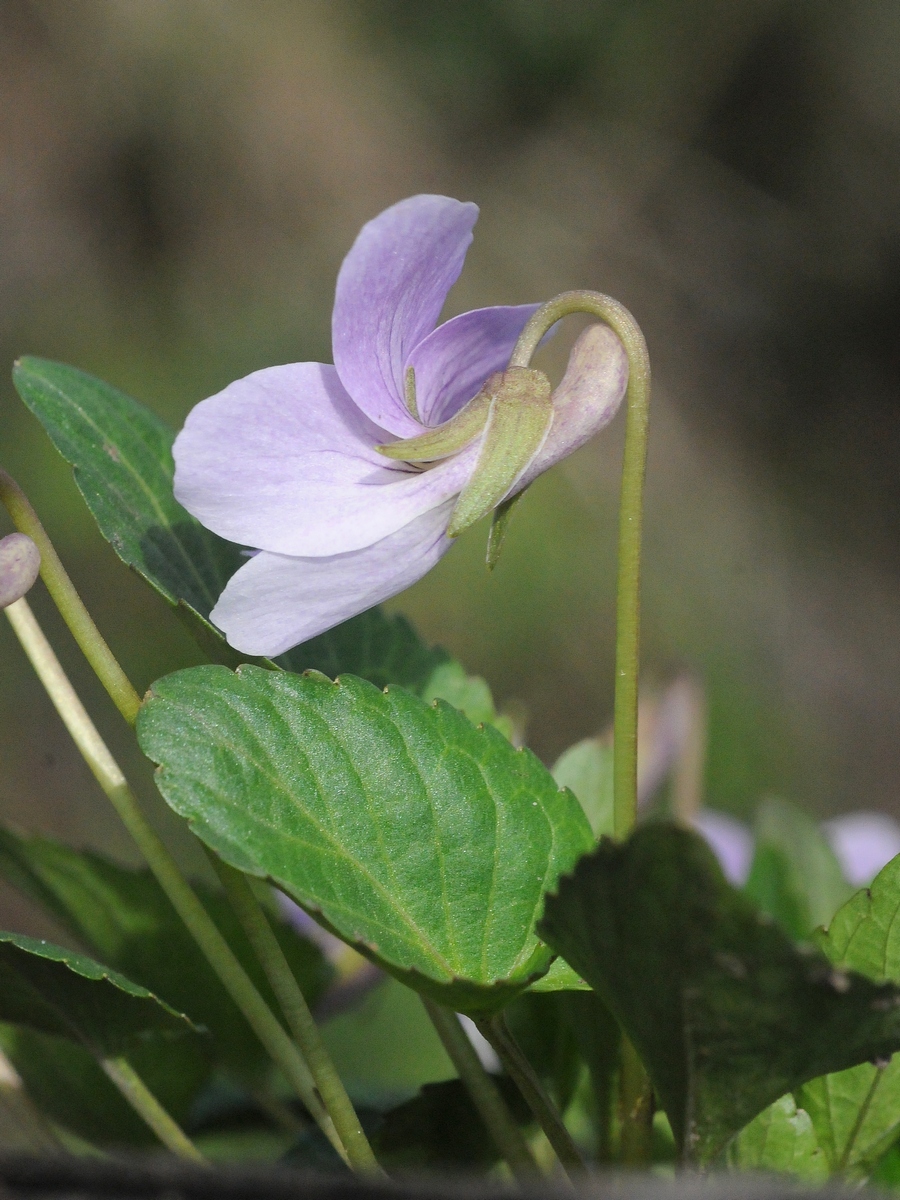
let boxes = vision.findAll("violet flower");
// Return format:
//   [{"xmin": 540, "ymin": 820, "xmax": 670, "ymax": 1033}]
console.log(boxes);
[
  {"xmin": 0, "ymin": 533, "xmax": 40, "ymax": 609},
  {"xmin": 174, "ymin": 194, "xmax": 628, "ymax": 656}
]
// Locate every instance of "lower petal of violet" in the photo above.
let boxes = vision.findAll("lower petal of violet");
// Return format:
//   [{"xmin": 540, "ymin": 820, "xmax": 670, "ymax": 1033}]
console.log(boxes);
[{"xmin": 210, "ymin": 501, "xmax": 456, "ymax": 656}]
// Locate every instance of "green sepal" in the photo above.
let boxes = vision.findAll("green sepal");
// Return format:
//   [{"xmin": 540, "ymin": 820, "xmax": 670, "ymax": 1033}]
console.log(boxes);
[
  {"xmin": 448, "ymin": 367, "xmax": 552, "ymax": 537},
  {"xmin": 376, "ymin": 386, "xmax": 491, "ymax": 462}
]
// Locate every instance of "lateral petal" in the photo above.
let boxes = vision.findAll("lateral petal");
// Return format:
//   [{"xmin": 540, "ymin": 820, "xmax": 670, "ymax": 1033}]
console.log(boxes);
[
  {"xmin": 210, "ymin": 503, "xmax": 455, "ymax": 656},
  {"xmin": 332, "ymin": 194, "xmax": 479, "ymax": 436},
  {"xmin": 174, "ymin": 362, "xmax": 476, "ymax": 557},
  {"xmin": 408, "ymin": 303, "xmax": 542, "ymax": 426}
]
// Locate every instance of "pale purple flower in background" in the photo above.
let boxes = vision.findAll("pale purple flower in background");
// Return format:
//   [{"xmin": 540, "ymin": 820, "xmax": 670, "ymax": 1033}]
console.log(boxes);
[
  {"xmin": 693, "ymin": 810, "xmax": 755, "ymax": 885},
  {"xmin": 0, "ymin": 533, "xmax": 40, "ymax": 609},
  {"xmin": 173, "ymin": 194, "xmax": 628, "ymax": 656},
  {"xmin": 823, "ymin": 811, "xmax": 900, "ymax": 886}
]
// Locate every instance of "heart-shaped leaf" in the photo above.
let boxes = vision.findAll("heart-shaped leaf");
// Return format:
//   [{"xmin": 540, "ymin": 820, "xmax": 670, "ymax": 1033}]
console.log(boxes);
[
  {"xmin": 539, "ymin": 824, "xmax": 900, "ymax": 1162},
  {"xmin": 137, "ymin": 665, "xmax": 594, "ymax": 1013},
  {"xmin": 551, "ymin": 735, "xmax": 614, "ymax": 839},
  {"xmin": 795, "ymin": 852, "xmax": 900, "ymax": 1177},
  {"xmin": 0, "ymin": 932, "xmax": 196, "ymax": 1056},
  {"xmin": 727, "ymin": 1094, "xmax": 827, "ymax": 1180},
  {"xmin": 744, "ymin": 797, "xmax": 852, "ymax": 939},
  {"xmin": 0, "ymin": 825, "xmax": 330, "ymax": 1082},
  {"xmin": 12, "ymin": 356, "xmax": 449, "ymax": 691}
]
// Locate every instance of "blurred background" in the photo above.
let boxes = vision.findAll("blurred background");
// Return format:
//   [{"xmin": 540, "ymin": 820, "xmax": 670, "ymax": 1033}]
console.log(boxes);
[{"xmin": 2, "ymin": 1, "xmax": 900, "ymax": 880}]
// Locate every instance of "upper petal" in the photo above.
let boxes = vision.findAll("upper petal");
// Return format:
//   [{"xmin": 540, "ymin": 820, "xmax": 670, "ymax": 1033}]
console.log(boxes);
[
  {"xmin": 210, "ymin": 502, "xmax": 455, "ymax": 656},
  {"xmin": 332, "ymin": 195, "xmax": 479, "ymax": 436},
  {"xmin": 174, "ymin": 361, "xmax": 477, "ymax": 557},
  {"xmin": 407, "ymin": 303, "xmax": 542, "ymax": 427}
]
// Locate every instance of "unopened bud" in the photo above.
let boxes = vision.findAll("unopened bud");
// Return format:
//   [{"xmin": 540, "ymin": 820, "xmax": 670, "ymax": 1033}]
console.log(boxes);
[{"xmin": 0, "ymin": 533, "xmax": 40, "ymax": 608}]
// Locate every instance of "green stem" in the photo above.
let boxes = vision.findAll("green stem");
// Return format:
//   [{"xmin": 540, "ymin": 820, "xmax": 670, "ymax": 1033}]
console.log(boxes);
[
  {"xmin": 210, "ymin": 857, "xmax": 382, "ymax": 1176},
  {"xmin": 0, "ymin": 469, "xmax": 141, "ymax": 725},
  {"xmin": 3, "ymin": 596, "xmax": 347, "ymax": 1166},
  {"xmin": 477, "ymin": 1014, "xmax": 585, "ymax": 1178},
  {"xmin": 618, "ymin": 1035, "xmax": 654, "ymax": 1165},
  {"xmin": 511, "ymin": 292, "xmax": 652, "ymax": 1166},
  {"xmin": 422, "ymin": 997, "xmax": 538, "ymax": 1182},
  {"xmin": 99, "ymin": 1055, "xmax": 205, "ymax": 1162},
  {"xmin": 509, "ymin": 291, "xmax": 651, "ymax": 841}
]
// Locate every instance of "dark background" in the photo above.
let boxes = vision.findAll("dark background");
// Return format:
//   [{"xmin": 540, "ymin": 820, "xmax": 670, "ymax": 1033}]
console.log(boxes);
[{"xmin": 2, "ymin": 0, "xmax": 900, "ymax": 872}]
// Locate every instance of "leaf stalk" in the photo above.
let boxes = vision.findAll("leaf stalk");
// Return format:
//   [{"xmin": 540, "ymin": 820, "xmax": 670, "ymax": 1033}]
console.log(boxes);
[
  {"xmin": 3, "ymin": 596, "xmax": 348, "ymax": 1165},
  {"xmin": 210, "ymin": 857, "xmax": 382, "ymax": 1175},
  {"xmin": 99, "ymin": 1055, "xmax": 206, "ymax": 1163},
  {"xmin": 422, "ymin": 997, "xmax": 538, "ymax": 1182}
]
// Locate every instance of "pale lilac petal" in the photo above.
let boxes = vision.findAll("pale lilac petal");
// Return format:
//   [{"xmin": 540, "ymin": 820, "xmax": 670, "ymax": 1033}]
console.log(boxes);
[
  {"xmin": 693, "ymin": 809, "xmax": 755, "ymax": 885},
  {"xmin": 333, "ymin": 195, "xmax": 479, "ymax": 436},
  {"xmin": 511, "ymin": 323, "xmax": 629, "ymax": 498},
  {"xmin": 210, "ymin": 502, "xmax": 455, "ymax": 656},
  {"xmin": 822, "ymin": 812, "xmax": 900, "ymax": 886},
  {"xmin": 408, "ymin": 304, "xmax": 542, "ymax": 426},
  {"xmin": 0, "ymin": 533, "xmax": 40, "ymax": 608},
  {"xmin": 174, "ymin": 362, "xmax": 476, "ymax": 557}
]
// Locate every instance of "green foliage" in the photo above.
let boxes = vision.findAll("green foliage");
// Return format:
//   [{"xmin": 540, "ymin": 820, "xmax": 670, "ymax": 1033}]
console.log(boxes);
[
  {"xmin": 551, "ymin": 735, "xmax": 614, "ymax": 838},
  {"xmin": 728, "ymin": 1094, "xmax": 827, "ymax": 1180},
  {"xmin": 539, "ymin": 823, "xmax": 900, "ymax": 1163},
  {"xmin": 744, "ymin": 797, "xmax": 852, "ymax": 938},
  {"xmin": 0, "ymin": 826, "xmax": 331, "ymax": 1082},
  {"xmin": 503, "ymin": 992, "xmax": 581, "ymax": 1112},
  {"xmin": 0, "ymin": 932, "xmax": 195, "ymax": 1056},
  {"xmin": 0, "ymin": 1024, "xmax": 208, "ymax": 1148},
  {"xmin": 13, "ymin": 357, "xmax": 240, "ymax": 626},
  {"xmin": 797, "ymin": 852, "xmax": 900, "ymax": 1177},
  {"xmin": 419, "ymin": 660, "xmax": 513, "ymax": 737},
  {"xmin": 138, "ymin": 665, "xmax": 594, "ymax": 1013},
  {"xmin": 282, "ymin": 609, "xmax": 448, "ymax": 693},
  {"xmin": 12, "ymin": 356, "xmax": 450, "ymax": 692},
  {"xmin": 372, "ymin": 1078, "xmax": 530, "ymax": 1171}
]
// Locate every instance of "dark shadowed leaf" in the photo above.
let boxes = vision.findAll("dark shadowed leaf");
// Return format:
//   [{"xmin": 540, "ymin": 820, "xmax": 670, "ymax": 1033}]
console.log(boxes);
[
  {"xmin": 138, "ymin": 665, "xmax": 594, "ymax": 1013},
  {"xmin": 539, "ymin": 824, "xmax": 900, "ymax": 1163},
  {"xmin": 0, "ymin": 1024, "xmax": 209, "ymax": 1148},
  {"xmin": 0, "ymin": 932, "xmax": 195, "ymax": 1056},
  {"xmin": 0, "ymin": 826, "xmax": 330, "ymax": 1082},
  {"xmin": 373, "ymin": 1078, "xmax": 531, "ymax": 1171}
]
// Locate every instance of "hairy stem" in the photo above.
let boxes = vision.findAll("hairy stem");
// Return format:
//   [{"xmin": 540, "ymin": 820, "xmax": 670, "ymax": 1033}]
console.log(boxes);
[
  {"xmin": 477, "ymin": 1014, "xmax": 585, "ymax": 1178},
  {"xmin": 3, "ymin": 596, "xmax": 348, "ymax": 1165},
  {"xmin": 422, "ymin": 998, "xmax": 538, "ymax": 1181},
  {"xmin": 99, "ymin": 1055, "xmax": 206, "ymax": 1163},
  {"xmin": 0, "ymin": 469, "xmax": 141, "ymax": 725},
  {"xmin": 211, "ymin": 857, "xmax": 382, "ymax": 1175}
]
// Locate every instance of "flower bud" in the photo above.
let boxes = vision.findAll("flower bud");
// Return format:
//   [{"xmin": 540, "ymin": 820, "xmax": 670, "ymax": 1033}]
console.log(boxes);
[{"xmin": 0, "ymin": 533, "xmax": 40, "ymax": 609}]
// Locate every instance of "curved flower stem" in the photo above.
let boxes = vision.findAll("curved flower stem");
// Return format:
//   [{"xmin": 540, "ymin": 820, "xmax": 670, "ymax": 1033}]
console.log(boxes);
[
  {"xmin": 209, "ymin": 856, "xmax": 382, "ymax": 1176},
  {"xmin": 422, "ymin": 998, "xmax": 538, "ymax": 1182},
  {"xmin": 476, "ymin": 1014, "xmax": 585, "ymax": 1179},
  {"xmin": 0, "ymin": 469, "xmax": 141, "ymax": 726},
  {"xmin": 99, "ymin": 1055, "xmax": 206, "ymax": 1163},
  {"xmin": 509, "ymin": 291, "xmax": 651, "ymax": 841},
  {"xmin": 3, "ymin": 596, "xmax": 348, "ymax": 1166},
  {"xmin": 511, "ymin": 292, "xmax": 653, "ymax": 1166}
]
